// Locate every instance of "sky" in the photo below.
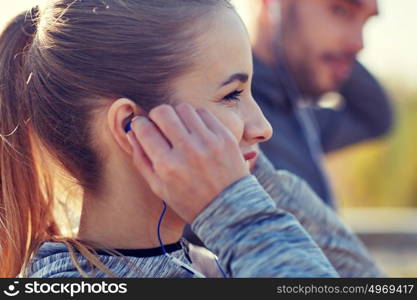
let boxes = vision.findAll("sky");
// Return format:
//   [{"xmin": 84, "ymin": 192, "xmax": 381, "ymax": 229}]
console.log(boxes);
[
  {"xmin": 358, "ymin": 0, "xmax": 417, "ymax": 89},
  {"xmin": 1, "ymin": 0, "xmax": 416, "ymax": 88}
]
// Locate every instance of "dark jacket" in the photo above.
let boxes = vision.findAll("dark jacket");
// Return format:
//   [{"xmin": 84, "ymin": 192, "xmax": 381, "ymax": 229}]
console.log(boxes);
[{"xmin": 252, "ymin": 56, "xmax": 393, "ymax": 208}]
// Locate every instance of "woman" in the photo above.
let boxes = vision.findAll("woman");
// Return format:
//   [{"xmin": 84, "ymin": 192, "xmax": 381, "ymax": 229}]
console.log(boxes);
[{"xmin": 0, "ymin": 0, "xmax": 381, "ymax": 278}]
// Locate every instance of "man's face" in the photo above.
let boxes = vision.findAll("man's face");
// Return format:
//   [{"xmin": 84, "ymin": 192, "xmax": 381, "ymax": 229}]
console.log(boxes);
[{"xmin": 277, "ymin": 0, "xmax": 378, "ymax": 98}]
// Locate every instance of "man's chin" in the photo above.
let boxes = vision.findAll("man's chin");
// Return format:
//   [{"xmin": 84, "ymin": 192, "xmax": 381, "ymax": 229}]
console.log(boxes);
[
  {"xmin": 312, "ymin": 77, "xmax": 347, "ymax": 99},
  {"xmin": 297, "ymin": 75, "xmax": 333, "ymax": 99},
  {"xmin": 325, "ymin": 66, "xmax": 354, "ymax": 92},
  {"xmin": 308, "ymin": 65, "xmax": 353, "ymax": 98}
]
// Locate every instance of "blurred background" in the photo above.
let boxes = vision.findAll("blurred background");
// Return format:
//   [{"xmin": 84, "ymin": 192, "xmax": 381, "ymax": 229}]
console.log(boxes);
[
  {"xmin": 1, "ymin": 0, "xmax": 417, "ymax": 276},
  {"xmin": 237, "ymin": 0, "xmax": 417, "ymax": 277},
  {"xmin": 323, "ymin": 0, "xmax": 417, "ymax": 277}
]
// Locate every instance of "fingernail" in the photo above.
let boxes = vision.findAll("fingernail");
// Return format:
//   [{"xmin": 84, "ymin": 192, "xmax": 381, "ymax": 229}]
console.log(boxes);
[
  {"xmin": 125, "ymin": 115, "xmax": 141, "ymax": 133},
  {"xmin": 131, "ymin": 116, "xmax": 149, "ymax": 130}
]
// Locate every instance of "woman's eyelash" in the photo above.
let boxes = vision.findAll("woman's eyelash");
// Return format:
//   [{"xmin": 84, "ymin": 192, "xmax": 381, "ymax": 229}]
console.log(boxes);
[{"xmin": 223, "ymin": 90, "xmax": 243, "ymax": 102}]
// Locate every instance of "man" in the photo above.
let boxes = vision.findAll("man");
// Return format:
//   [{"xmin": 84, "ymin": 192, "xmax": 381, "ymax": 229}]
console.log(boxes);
[
  {"xmin": 183, "ymin": 0, "xmax": 393, "ymax": 246},
  {"xmin": 236, "ymin": 0, "xmax": 393, "ymax": 208}
]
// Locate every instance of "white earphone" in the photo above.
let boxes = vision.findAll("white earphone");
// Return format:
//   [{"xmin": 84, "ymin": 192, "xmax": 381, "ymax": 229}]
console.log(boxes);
[{"xmin": 166, "ymin": 253, "xmax": 206, "ymax": 278}]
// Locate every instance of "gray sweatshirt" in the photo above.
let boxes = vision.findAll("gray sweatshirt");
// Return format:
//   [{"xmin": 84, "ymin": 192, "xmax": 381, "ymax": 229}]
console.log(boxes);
[{"xmin": 24, "ymin": 152, "xmax": 383, "ymax": 278}]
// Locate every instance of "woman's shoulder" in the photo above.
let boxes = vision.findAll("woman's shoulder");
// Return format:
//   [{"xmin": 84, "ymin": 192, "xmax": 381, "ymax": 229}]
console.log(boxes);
[
  {"xmin": 25, "ymin": 242, "xmax": 85, "ymax": 278},
  {"xmin": 25, "ymin": 241, "xmax": 137, "ymax": 278},
  {"xmin": 24, "ymin": 241, "xmax": 193, "ymax": 278}
]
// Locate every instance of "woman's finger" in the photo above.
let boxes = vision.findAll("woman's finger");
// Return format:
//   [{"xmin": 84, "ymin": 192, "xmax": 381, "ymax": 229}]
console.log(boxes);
[
  {"xmin": 196, "ymin": 107, "xmax": 234, "ymax": 139},
  {"xmin": 130, "ymin": 116, "xmax": 171, "ymax": 163},
  {"xmin": 175, "ymin": 103, "xmax": 211, "ymax": 138},
  {"xmin": 126, "ymin": 130, "xmax": 156, "ymax": 182},
  {"xmin": 148, "ymin": 105, "xmax": 191, "ymax": 147}
]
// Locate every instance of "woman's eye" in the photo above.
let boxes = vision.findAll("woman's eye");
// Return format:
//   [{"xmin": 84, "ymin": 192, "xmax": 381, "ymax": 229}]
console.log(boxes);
[{"xmin": 223, "ymin": 90, "xmax": 243, "ymax": 103}]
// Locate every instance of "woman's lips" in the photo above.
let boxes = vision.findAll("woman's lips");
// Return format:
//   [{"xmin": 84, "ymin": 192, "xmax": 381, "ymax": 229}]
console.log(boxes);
[{"xmin": 243, "ymin": 151, "xmax": 257, "ymax": 161}]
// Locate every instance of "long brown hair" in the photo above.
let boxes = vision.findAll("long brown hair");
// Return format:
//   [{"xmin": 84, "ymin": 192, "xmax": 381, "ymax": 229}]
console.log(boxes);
[{"xmin": 0, "ymin": 0, "xmax": 232, "ymax": 277}]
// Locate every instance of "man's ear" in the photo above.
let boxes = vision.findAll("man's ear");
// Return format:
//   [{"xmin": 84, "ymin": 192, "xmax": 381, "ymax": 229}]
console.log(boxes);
[{"xmin": 107, "ymin": 98, "xmax": 144, "ymax": 155}]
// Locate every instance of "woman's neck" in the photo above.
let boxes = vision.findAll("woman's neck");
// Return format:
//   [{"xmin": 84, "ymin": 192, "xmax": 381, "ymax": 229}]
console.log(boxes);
[{"xmin": 77, "ymin": 159, "xmax": 185, "ymax": 250}]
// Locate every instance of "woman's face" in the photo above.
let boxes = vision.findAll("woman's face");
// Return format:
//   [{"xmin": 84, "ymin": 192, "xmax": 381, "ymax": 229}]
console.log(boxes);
[{"xmin": 171, "ymin": 8, "xmax": 273, "ymax": 170}]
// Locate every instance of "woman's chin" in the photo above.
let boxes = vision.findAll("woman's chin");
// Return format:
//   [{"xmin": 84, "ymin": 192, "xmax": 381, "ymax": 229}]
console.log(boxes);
[{"xmin": 247, "ymin": 158, "xmax": 256, "ymax": 172}]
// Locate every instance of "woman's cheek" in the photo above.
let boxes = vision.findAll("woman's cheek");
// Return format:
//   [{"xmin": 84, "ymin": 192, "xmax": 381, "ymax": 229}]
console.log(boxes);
[
  {"xmin": 204, "ymin": 103, "xmax": 244, "ymax": 142},
  {"xmin": 216, "ymin": 112, "xmax": 244, "ymax": 143}
]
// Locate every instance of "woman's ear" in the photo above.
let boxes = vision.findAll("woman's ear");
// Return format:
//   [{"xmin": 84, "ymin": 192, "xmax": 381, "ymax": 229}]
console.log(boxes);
[{"xmin": 107, "ymin": 98, "xmax": 143, "ymax": 155}]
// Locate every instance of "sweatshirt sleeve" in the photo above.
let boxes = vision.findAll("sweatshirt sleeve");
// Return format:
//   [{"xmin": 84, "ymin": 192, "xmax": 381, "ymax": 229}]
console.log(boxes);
[
  {"xmin": 252, "ymin": 151, "xmax": 385, "ymax": 277},
  {"xmin": 191, "ymin": 175, "xmax": 339, "ymax": 278}
]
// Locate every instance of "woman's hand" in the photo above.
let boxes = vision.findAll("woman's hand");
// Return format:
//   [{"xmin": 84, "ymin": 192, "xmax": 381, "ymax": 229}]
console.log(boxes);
[{"xmin": 126, "ymin": 103, "xmax": 250, "ymax": 223}]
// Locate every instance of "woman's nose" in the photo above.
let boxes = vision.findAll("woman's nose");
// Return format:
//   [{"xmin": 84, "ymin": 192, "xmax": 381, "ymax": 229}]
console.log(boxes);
[{"xmin": 243, "ymin": 100, "xmax": 273, "ymax": 144}]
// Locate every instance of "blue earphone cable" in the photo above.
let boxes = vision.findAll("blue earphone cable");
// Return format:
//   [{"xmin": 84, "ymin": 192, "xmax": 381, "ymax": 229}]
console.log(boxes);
[
  {"xmin": 130, "ymin": 125, "xmax": 221, "ymax": 278},
  {"xmin": 128, "ymin": 122, "xmax": 204, "ymax": 276},
  {"xmin": 156, "ymin": 200, "xmax": 226, "ymax": 278},
  {"xmin": 215, "ymin": 257, "xmax": 228, "ymax": 278},
  {"xmin": 157, "ymin": 201, "xmax": 202, "ymax": 276},
  {"xmin": 157, "ymin": 201, "xmax": 168, "ymax": 255}
]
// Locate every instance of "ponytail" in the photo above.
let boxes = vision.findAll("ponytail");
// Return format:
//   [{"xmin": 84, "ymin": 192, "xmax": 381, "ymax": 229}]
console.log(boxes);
[
  {"xmin": 0, "ymin": 9, "xmax": 60, "ymax": 277},
  {"xmin": 1, "ymin": 0, "xmax": 235, "ymax": 278}
]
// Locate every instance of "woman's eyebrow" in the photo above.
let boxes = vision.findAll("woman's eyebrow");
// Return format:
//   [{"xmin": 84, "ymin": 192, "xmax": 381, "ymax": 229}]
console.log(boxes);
[{"xmin": 220, "ymin": 73, "xmax": 249, "ymax": 87}]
